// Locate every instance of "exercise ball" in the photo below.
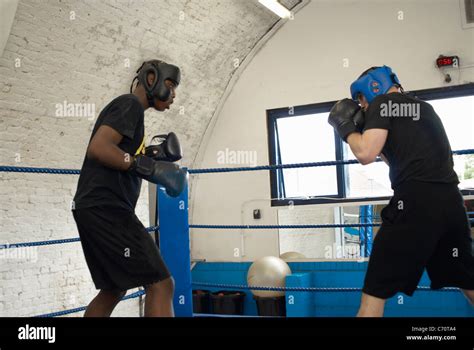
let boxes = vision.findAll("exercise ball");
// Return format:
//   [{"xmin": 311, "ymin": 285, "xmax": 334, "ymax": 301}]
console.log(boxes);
[
  {"xmin": 247, "ymin": 256, "xmax": 292, "ymax": 297},
  {"xmin": 280, "ymin": 251, "xmax": 306, "ymax": 261}
]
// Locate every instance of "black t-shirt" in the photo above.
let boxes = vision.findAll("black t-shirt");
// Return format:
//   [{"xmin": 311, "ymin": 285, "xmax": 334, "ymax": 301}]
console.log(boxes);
[
  {"xmin": 363, "ymin": 93, "xmax": 459, "ymax": 189},
  {"xmin": 73, "ymin": 94, "xmax": 145, "ymax": 211}
]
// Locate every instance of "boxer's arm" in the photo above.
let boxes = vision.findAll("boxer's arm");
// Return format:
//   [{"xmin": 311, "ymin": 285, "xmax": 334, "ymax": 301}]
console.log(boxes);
[
  {"xmin": 347, "ymin": 129, "xmax": 388, "ymax": 165},
  {"xmin": 87, "ymin": 125, "xmax": 132, "ymax": 171}
]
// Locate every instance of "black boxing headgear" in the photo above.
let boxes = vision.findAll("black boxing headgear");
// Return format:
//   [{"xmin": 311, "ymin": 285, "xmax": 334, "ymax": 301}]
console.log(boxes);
[{"xmin": 131, "ymin": 60, "xmax": 181, "ymax": 108}]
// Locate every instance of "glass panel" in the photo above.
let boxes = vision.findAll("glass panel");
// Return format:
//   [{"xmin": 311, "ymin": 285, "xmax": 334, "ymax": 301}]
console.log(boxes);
[{"xmin": 277, "ymin": 113, "xmax": 337, "ymax": 198}]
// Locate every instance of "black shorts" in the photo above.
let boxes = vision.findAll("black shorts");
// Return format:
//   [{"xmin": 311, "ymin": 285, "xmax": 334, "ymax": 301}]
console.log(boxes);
[
  {"xmin": 363, "ymin": 181, "xmax": 474, "ymax": 299},
  {"xmin": 72, "ymin": 205, "xmax": 171, "ymax": 291}
]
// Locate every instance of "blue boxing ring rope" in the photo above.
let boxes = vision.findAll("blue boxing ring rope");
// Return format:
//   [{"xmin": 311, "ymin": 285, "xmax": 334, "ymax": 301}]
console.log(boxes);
[{"xmin": 0, "ymin": 149, "xmax": 473, "ymax": 317}]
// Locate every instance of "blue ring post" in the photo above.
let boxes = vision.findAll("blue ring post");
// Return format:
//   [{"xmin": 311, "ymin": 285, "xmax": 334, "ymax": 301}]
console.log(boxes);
[{"xmin": 157, "ymin": 183, "xmax": 193, "ymax": 317}]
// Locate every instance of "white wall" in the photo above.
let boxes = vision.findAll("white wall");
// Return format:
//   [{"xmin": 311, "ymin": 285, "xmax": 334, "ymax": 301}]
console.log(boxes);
[{"xmin": 191, "ymin": 0, "xmax": 474, "ymax": 261}]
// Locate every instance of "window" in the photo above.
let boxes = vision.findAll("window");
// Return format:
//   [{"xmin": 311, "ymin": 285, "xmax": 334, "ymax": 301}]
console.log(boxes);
[
  {"xmin": 277, "ymin": 112, "xmax": 337, "ymax": 198},
  {"xmin": 428, "ymin": 96, "xmax": 474, "ymax": 190},
  {"xmin": 345, "ymin": 147, "xmax": 392, "ymax": 198},
  {"xmin": 267, "ymin": 83, "xmax": 474, "ymax": 206},
  {"xmin": 267, "ymin": 103, "xmax": 345, "ymax": 206}
]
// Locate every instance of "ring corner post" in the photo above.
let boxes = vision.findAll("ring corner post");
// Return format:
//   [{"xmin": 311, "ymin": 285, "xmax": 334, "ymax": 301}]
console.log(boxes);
[{"xmin": 157, "ymin": 184, "xmax": 193, "ymax": 317}]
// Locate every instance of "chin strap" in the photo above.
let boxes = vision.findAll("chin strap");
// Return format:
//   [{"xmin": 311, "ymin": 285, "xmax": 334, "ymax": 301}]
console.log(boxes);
[{"xmin": 146, "ymin": 92, "xmax": 155, "ymax": 108}]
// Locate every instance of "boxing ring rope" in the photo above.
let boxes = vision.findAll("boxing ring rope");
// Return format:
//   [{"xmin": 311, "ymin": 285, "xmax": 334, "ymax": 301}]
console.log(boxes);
[
  {"xmin": 0, "ymin": 226, "xmax": 160, "ymax": 250},
  {"xmin": 188, "ymin": 149, "xmax": 474, "ymax": 174},
  {"xmin": 2, "ymin": 148, "xmax": 473, "ymax": 176},
  {"xmin": 0, "ymin": 148, "xmax": 473, "ymax": 317},
  {"xmin": 190, "ymin": 223, "xmax": 381, "ymax": 229},
  {"xmin": 12, "ymin": 220, "xmax": 474, "ymax": 251},
  {"xmin": 0, "ymin": 167, "xmax": 80, "ymax": 175},
  {"xmin": 190, "ymin": 282, "xmax": 461, "ymax": 293},
  {"xmin": 34, "ymin": 290, "xmax": 146, "ymax": 318}
]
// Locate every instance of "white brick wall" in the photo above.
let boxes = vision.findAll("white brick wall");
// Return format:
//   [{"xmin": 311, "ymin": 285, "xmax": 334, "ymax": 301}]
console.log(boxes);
[
  {"xmin": 0, "ymin": 0, "xmax": 287, "ymax": 316},
  {"xmin": 278, "ymin": 205, "xmax": 336, "ymax": 259}
]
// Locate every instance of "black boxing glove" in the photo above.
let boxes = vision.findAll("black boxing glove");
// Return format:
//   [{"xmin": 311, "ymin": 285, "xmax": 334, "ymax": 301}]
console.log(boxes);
[
  {"xmin": 353, "ymin": 109, "xmax": 365, "ymax": 133},
  {"xmin": 129, "ymin": 155, "xmax": 187, "ymax": 197},
  {"xmin": 328, "ymin": 99, "xmax": 362, "ymax": 142},
  {"xmin": 145, "ymin": 132, "xmax": 183, "ymax": 162}
]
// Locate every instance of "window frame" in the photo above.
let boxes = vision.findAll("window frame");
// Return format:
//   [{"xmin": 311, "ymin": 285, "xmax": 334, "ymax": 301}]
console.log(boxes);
[{"xmin": 266, "ymin": 83, "xmax": 474, "ymax": 207}]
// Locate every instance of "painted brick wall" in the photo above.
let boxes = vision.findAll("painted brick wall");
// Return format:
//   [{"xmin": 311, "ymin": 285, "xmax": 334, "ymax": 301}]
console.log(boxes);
[{"xmin": 0, "ymin": 0, "xmax": 290, "ymax": 316}]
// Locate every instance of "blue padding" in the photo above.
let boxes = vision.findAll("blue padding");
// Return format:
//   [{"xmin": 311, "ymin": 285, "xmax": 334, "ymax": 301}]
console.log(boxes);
[
  {"xmin": 286, "ymin": 273, "xmax": 314, "ymax": 317},
  {"xmin": 158, "ymin": 184, "xmax": 192, "ymax": 317},
  {"xmin": 192, "ymin": 262, "xmax": 474, "ymax": 317}
]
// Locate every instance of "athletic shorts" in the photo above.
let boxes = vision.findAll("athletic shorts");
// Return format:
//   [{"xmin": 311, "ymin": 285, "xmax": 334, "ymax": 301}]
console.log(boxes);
[
  {"xmin": 363, "ymin": 181, "xmax": 474, "ymax": 299},
  {"xmin": 72, "ymin": 205, "xmax": 171, "ymax": 291}
]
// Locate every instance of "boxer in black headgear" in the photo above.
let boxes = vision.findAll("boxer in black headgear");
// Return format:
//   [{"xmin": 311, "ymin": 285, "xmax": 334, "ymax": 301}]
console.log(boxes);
[
  {"xmin": 72, "ymin": 59, "xmax": 186, "ymax": 317},
  {"xmin": 130, "ymin": 60, "xmax": 181, "ymax": 109}
]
